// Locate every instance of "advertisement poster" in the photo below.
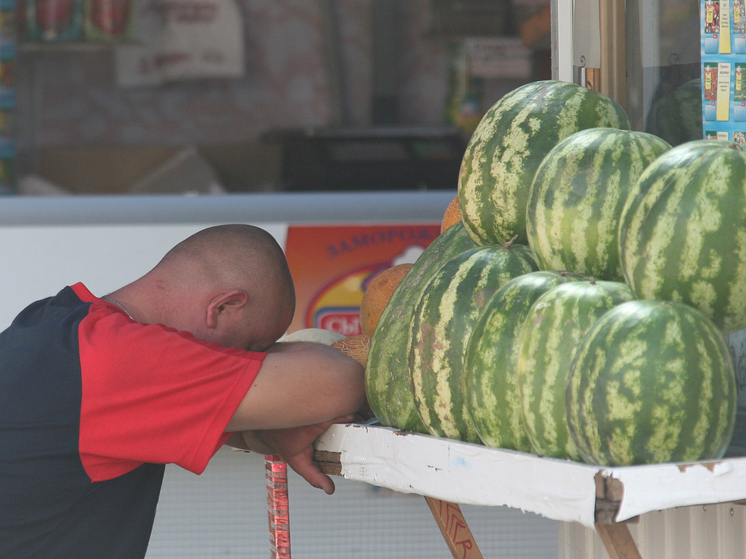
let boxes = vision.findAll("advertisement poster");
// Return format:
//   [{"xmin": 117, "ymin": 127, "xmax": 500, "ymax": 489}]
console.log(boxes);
[
  {"xmin": 700, "ymin": 0, "xmax": 746, "ymax": 141},
  {"xmin": 115, "ymin": 0, "xmax": 245, "ymax": 87},
  {"xmin": 284, "ymin": 224, "xmax": 440, "ymax": 336},
  {"xmin": 702, "ymin": 1, "xmax": 746, "ymax": 455}
]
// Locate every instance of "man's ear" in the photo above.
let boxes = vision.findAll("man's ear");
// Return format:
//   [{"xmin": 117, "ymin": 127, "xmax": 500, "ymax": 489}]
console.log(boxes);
[{"xmin": 206, "ymin": 290, "xmax": 249, "ymax": 328}]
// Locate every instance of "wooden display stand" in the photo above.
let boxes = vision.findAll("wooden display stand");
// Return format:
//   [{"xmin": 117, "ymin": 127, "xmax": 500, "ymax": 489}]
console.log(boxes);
[{"xmin": 311, "ymin": 424, "xmax": 746, "ymax": 559}]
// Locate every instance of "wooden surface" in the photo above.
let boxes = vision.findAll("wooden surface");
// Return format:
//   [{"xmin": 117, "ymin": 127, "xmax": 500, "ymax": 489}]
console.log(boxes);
[
  {"xmin": 595, "ymin": 523, "xmax": 643, "ymax": 559},
  {"xmin": 425, "ymin": 497, "xmax": 484, "ymax": 559}
]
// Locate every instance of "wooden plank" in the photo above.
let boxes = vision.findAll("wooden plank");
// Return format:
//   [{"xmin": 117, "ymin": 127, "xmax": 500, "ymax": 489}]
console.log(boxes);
[
  {"xmin": 595, "ymin": 471, "xmax": 624, "ymax": 524},
  {"xmin": 314, "ymin": 449, "xmax": 342, "ymax": 476},
  {"xmin": 595, "ymin": 522, "xmax": 643, "ymax": 559},
  {"xmin": 425, "ymin": 497, "xmax": 485, "ymax": 559}
]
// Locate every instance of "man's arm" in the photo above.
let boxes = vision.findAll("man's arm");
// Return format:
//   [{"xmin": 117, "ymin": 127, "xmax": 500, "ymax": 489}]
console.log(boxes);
[
  {"xmin": 224, "ymin": 431, "xmax": 273, "ymax": 453},
  {"xmin": 226, "ymin": 341, "xmax": 366, "ymax": 432},
  {"xmin": 225, "ymin": 341, "xmax": 366, "ymax": 493}
]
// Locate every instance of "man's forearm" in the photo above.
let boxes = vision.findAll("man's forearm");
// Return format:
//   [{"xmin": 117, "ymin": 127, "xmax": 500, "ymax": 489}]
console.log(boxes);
[{"xmin": 224, "ymin": 431, "xmax": 276, "ymax": 454}]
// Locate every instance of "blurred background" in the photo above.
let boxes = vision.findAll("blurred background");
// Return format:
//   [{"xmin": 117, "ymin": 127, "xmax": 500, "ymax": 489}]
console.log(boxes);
[{"xmin": 7, "ymin": 0, "xmax": 551, "ymax": 195}]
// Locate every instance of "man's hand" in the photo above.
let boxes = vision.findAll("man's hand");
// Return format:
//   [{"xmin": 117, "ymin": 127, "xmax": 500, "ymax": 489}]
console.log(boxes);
[{"xmin": 254, "ymin": 415, "xmax": 353, "ymax": 494}]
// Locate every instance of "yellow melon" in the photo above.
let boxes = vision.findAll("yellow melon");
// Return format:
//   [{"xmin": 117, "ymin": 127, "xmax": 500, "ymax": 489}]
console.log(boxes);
[
  {"xmin": 331, "ymin": 334, "xmax": 371, "ymax": 368},
  {"xmin": 440, "ymin": 194, "xmax": 462, "ymax": 233},
  {"xmin": 359, "ymin": 263, "xmax": 413, "ymax": 337}
]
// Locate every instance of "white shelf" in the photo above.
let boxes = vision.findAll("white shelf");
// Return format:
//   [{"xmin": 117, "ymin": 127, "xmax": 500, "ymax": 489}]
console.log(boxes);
[{"xmin": 314, "ymin": 423, "xmax": 746, "ymax": 528}]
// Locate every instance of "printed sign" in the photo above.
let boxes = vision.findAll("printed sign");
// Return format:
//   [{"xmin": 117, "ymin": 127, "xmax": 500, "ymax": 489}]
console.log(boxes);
[
  {"xmin": 700, "ymin": 0, "xmax": 746, "ymax": 140},
  {"xmin": 283, "ymin": 224, "xmax": 440, "ymax": 336}
]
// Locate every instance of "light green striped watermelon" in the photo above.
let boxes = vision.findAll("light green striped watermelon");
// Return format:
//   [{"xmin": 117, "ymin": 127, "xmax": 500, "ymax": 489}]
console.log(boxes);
[
  {"xmin": 619, "ymin": 140, "xmax": 746, "ymax": 335},
  {"xmin": 458, "ymin": 80, "xmax": 630, "ymax": 247},
  {"xmin": 366, "ymin": 221, "xmax": 478, "ymax": 433},
  {"xmin": 526, "ymin": 128, "xmax": 670, "ymax": 281},
  {"xmin": 409, "ymin": 242, "xmax": 537, "ymax": 442},
  {"xmin": 516, "ymin": 279, "xmax": 634, "ymax": 460},
  {"xmin": 464, "ymin": 270, "xmax": 584, "ymax": 451},
  {"xmin": 645, "ymin": 78, "xmax": 703, "ymax": 147},
  {"xmin": 567, "ymin": 300, "xmax": 736, "ymax": 466}
]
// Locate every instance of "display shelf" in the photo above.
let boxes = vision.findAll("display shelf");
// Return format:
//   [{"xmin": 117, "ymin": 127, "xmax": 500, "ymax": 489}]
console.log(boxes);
[
  {"xmin": 17, "ymin": 41, "xmax": 142, "ymax": 53},
  {"xmin": 313, "ymin": 423, "xmax": 746, "ymax": 528},
  {"xmin": 313, "ymin": 423, "xmax": 746, "ymax": 558}
]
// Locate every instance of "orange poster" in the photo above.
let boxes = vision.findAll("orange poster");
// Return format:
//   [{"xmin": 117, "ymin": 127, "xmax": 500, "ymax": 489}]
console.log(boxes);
[{"xmin": 284, "ymin": 224, "xmax": 440, "ymax": 335}]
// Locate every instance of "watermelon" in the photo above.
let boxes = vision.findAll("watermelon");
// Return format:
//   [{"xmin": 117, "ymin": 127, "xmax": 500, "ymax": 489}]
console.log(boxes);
[
  {"xmin": 458, "ymin": 80, "xmax": 630, "ymax": 247},
  {"xmin": 366, "ymin": 221, "xmax": 478, "ymax": 433},
  {"xmin": 409, "ymin": 242, "xmax": 537, "ymax": 442},
  {"xmin": 464, "ymin": 270, "xmax": 584, "ymax": 451},
  {"xmin": 516, "ymin": 279, "xmax": 634, "ymax": 460},
  {"xmin": 526, "ymin": 127, "xmax": 671, "ymax": 281},
  {"xmin": 645, "ymin": 78, "xmax": 703, "ymax": 147},
  {"xmin": 567, "ymin": 299, "xmax": 736, "ymax": 466},
  {"xmin": 619, "ymin": 140, "xmax": 746, "ymax": 334}
]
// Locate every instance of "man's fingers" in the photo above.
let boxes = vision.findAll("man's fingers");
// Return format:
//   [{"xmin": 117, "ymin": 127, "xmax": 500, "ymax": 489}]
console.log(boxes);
[{"xmin": 285, "ymin": 453, "xmax": 336, "ymax": 495}]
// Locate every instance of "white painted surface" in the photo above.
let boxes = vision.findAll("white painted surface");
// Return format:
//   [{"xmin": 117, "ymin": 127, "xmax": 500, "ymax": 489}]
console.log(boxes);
[
  {"xmin": 316, "ymin": 424, "xmax": 746, "ymax": 528},
  {"xmin": 608, "ymin": 460, "xmax": 746, "ymax": 522},
  {"xmin": 553, "ymin": 0, "xmax": 574, "ymax": 82}
]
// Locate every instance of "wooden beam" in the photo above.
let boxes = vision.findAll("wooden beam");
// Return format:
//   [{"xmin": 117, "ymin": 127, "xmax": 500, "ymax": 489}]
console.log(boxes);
[
  {"xmin": 595, "ymin": 522, "xmax": 643, "ymax": 559},
  {"xmin": 425, "ymin": 497, "xmax": 485, "ymax": 559},
  {"xmin": 594, "ymin": 471, "xmax": 626, "ymax": 523},
  {"xmin": 314, "ymin": 449, "xmax": 342, "ymax": 476}
]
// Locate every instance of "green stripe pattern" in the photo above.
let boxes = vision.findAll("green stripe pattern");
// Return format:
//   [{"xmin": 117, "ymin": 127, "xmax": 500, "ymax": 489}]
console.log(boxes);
[
  {"xmin": 567, "ymin": 300, "xmax": 736, "ymax": 466},
  {"xmin": 464, "ymin": 271, "xmax": 584, "ymax": 451},
  {"xmin": 516, "ymin": 279, "xmax": 634, "ymax": 460},
  {"xmin": 619, "ymin": 140, "xmax": 746, "ymax": 334},
  {"xmin": 366, "ymin": 221, "xmax": 478, "ymax": 432},
  {"xmin": 458, "ymin": 80, "xmax": 630, "ymax": 247},
  {"xmin": 526, "ymin": 128, "xmax": 670, "ymax": 281},
  {"xmin": 409, "ymin": 244, "xmax": 537, "ymax": 442},
  {"xmin": 645, "ymin": 78, "xmax": 703, "ymax": 147}
]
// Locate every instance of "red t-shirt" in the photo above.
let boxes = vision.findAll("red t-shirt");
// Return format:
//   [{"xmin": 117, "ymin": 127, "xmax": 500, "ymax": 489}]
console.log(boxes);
[{"xmin": 74, "ymin": 283, "xmax": 265, "ymax": 482}]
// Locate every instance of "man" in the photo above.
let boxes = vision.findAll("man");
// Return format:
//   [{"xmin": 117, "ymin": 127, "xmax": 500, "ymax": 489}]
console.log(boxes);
[{"xmin": 0, "ymin": 224, "xmax": 366, "ymax": 558}]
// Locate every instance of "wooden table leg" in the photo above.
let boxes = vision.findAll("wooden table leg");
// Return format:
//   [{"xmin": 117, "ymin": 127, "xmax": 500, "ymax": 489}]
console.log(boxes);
[
  {"xmin": 595, "ymin": 522, "xmax": 643, "ymax": 559},
  {"xmin": 425, "ymin": 496, "xmax": 484, "ymax": 559}
]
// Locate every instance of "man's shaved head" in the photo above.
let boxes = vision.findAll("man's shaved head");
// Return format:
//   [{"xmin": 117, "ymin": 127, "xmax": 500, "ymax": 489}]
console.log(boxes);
[
  {"xmin": 156, "ymin": 224, "xmax": 295, "ymax": 312},
  {"xmin": 115, "ymin": 224, "xmax": 296, "ymax": 351}
]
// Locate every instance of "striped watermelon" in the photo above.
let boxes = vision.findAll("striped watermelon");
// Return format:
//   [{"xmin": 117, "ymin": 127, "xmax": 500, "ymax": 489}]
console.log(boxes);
[
  {"xmin": 526, "ymin": 128, "xmax": 671, "ymax": 281},
  {"xmin": 567, "ymin": 300, "xmax": 736, "ymax": 466},
  {"xmin": 458, "ymin": 80, "xmax": 630, "ymax": 247},
  {"xmin": 409, "ymin": 242, "xmax": 537, "ymax": 442},
  {"xmin": 464, "ymin": 270, "xmax": 584, "ymax": 451},
  {"xmin": 645, "ymin": 78, "xmax": 703, "ymax": 147},
  {"xmin": 366, "ymin": 221, "xmax": 477, "ymax": 433},
  {"xmin": 516, "ymin": 279, "xmax": 634, "ymax": 460},
  {"xmin": 619, "ymin": 140, "xmax": 746, "ymax": 334}
]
